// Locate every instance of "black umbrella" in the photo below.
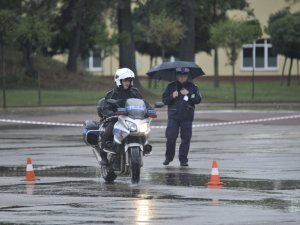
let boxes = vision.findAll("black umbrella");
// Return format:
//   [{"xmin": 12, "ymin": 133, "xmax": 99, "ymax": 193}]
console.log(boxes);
[{"xmin": 146, "ymin": 61, "xmax": 205, "ymax": 81}]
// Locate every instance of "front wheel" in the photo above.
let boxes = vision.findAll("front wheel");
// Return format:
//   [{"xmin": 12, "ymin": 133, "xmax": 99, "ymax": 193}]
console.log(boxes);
[{"xmin": 130, "ymin": 147, "xmax": 141, "ymax": 184}]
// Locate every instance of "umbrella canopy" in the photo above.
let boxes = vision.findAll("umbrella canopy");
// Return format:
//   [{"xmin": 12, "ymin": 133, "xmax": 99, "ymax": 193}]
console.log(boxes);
[{"xmin": 146, "ymin": 61, "xmax": 205, "ymax": 81}]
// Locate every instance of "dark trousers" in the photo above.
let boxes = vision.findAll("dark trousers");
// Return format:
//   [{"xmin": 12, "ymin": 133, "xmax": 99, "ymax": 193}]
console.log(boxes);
[
  {"xmin": 165, "ymin": 119, "xmax": 192, "ymax": 163},
  {"xmin": 100, "ymin": 118, "xmax": 117, "ymax": 159},
  {"xmin": 102, "ymin": 120, "xmax": 115, "ymax": 143}
]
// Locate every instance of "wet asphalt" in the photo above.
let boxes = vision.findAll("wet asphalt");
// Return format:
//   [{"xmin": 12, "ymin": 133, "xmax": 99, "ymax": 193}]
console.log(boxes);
[{"xmin": 0, "ymin": 109, "xmax": 299, "ymax": 225}]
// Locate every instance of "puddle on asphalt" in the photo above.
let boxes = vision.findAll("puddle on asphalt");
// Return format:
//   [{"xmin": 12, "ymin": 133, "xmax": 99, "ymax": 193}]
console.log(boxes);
[
  {"xmin": 0, "ymin": 223, "xmax": 29, "ymax": 225},
  {"xmin": 0, "ymin": 178, "xmax": 299, "ymax": 214},
  {"xmin": 1, "ymin": 166, "xmax": 300, "ymax": 191},
  {"xmin": 146, "ymin": 171, "xmax": 300, "ymax": 190},
  {"xmin": 0, "ymin": 166, "xmax": 299, "ymax": 213},
  {"xmin": 0, "ymin": 166, "xmax": 97, "ymax": 178}
]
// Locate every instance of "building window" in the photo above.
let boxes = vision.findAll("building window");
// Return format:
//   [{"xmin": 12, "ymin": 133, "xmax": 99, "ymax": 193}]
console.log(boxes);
[
  {"xmin": 241, "ymin": 39, "xmax": 278, "ymax": 71},
  {"xmin": 82, "ymin": 49, "xmax": 102, "ymax": 72}
]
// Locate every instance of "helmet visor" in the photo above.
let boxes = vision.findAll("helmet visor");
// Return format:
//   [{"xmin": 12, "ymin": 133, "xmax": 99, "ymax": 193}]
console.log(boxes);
[{"xmin": 123, "ymin": 78, "xmax": 134, "ymax": 82}]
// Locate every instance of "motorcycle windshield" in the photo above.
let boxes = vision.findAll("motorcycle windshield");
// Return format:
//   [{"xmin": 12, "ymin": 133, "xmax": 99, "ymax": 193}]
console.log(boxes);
[{"xmin": 125, "ymin": 98, "xmax": 146, "ymax": 119}]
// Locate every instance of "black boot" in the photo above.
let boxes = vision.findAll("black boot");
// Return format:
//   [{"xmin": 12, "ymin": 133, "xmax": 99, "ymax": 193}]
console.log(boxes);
[
  {"xmin": 163, "ymin": 159, "xmax": 171, "ymax": 165},
  {"xmin": 100, "ymin": 158, "xmax": 108, "ymax": 166},
  {"xmin": 111, "ymin": 154, "xmax": 120, "ymax": 170},
  {"xmin": 102, "ymin": 140, "xmax": 116, "ymax": 154},
  {"xmin": 96, "ymin": 145, "xmax": 108, "ymax": 165}
]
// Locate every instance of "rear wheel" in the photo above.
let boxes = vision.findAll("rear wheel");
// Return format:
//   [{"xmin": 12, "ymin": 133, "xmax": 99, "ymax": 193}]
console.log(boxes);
[{"xmin": 130, "ymin": 147, "xmax": 141, "ymax": 184}]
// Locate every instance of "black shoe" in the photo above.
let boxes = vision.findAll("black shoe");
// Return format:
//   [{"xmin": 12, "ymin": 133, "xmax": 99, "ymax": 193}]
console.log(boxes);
[
  {"xmin": 163, "ymin": 159, "xmax": 171, "ymax": 165},
  {"xmin": 180, "ymin": 162, "xmax": 189, "ymax": 167},
  {"xmin": 143, "ymin": 144, "xmax": 152, "ymax": 156}
]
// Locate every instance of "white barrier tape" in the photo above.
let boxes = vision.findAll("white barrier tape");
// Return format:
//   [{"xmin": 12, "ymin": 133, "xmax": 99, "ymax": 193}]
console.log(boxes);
[
  {"xmin": 192, "ymin": 114, "xmax": 300, "ymax": 128},
  {"xmin": 0, "ymin": 119, "xmax": 82, "ymax": 127},
  {"xmin": 0, "ymin": 114, "xmax": 299, "ymax": 129}
]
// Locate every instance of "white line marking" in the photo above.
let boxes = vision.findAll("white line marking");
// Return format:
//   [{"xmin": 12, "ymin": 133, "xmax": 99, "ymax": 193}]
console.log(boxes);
[
  {"xmin": 0, "ymin": 114, "xmax": 299, "ymax": 129},
  {"xmin": 34, "ymin": 165, "xmax": 67, "ymax": 171}
]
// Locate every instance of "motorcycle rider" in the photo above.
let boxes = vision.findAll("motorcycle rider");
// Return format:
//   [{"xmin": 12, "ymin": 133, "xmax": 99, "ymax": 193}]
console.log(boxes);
[{"xmin": 97, "ymin": 68, "xmax": 152, "ymax": 165}]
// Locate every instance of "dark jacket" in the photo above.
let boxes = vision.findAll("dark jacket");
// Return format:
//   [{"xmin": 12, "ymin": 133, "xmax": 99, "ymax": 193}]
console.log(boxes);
[
  {"xmin": 98, "ymin": 86, "xmax": 150, "ymax": 118},
  {"xmin": 162, "ymin": 81, "xmax": 202, "ymax": 121}
]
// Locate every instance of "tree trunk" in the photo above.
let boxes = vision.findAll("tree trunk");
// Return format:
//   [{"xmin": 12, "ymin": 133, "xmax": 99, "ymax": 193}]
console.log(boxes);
[
  {"xmin": 297, "ymin": 59, "xmax": 299, "ymax": 85},
  {"xmin": 232, "ymin": 64, "xmax": 237, "ymax": 108},
  {"xmin": 287, "ymin": 57, "xmax": 293, "ymax": 86},
  {"xmin": 22, "ymin": 41, "xmax": 37, "ymax": 78},
  {"xmin": 37, "ymin": 70, "xmax": 41, "ymax": 105},
  {"xmin": 1, "ymin": 43, "xmax": 6, "ymax": 108},
  {"xmin": 251, "ymin": 45, "xmax": 255, "ymax": 100},
  {"xmin": 148, "ymin": 56, "xmax": 153, "ymax": 88},
  {"xmin": 66, "ymin": 23, "xmax": 81, "ymax": 72},
  {"xmin": 161, "ymin": 47, "xmax": 165, "ymax": 62},
  {"xmin": 280, "ymin": 56, "xmax": 287, "ymax": 86},
  {"xmin": 154, "ymin": 57, "xmax": 158, "ymax": 88},
  {"xmin": 213, "ymin": 48, "xmax": 219, "ymax": 88},
  {"xmin": 21, "ymin": 41, "xmax": 41, "ymax": 104},
  {"xmin": 117, "ymin": 0, "xmax": 141, "ymax": 88},
  {"xmin": 179, "ymin": 0, "xmax": 195, "ymax": 61}
]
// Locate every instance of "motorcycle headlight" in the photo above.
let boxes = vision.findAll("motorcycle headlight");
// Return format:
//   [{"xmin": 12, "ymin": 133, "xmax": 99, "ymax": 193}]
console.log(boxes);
[
  {"xmin": 139, "ymin": 123, "xmax": 149, "ymax": 133},
  {"xmin": 125, "ymin": 120, "xmax": 137, "ymax": 132}
]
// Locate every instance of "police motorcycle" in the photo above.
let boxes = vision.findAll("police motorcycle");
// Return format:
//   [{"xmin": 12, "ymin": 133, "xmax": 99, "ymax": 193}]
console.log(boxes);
[{"xmin": 83, "ymin": 98, "xmax": 163, "ymax": 184}]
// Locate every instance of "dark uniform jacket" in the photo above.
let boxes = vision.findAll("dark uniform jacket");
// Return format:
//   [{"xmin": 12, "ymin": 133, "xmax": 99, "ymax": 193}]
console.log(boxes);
[
  {"xmin": 162, "ymin": 81, "xmax": 202, "ymax": 121},
  {"xmin": 98, "ymin": 86, "xmax": 150, "ymax": 118}
]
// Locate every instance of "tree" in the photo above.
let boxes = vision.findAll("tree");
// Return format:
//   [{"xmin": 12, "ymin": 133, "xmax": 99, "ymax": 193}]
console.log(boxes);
[
  {"xmin": 50, "ymin": 0, "xmax": 110, "ymax": 72},
  {"xmin": 147, "ymin": 12, "xmax": 185, "ymax": 61},
  {"xmin": 132, "ymin": 1, "xmax": 177, "ymax": 88},
  {"xmin": 93, "ymin": 27, "xmax": 119, "ymax": 75},
  {"xmin": 178, "ymin": 0, "xmax": 195, "ymax": 61},
  {"xmin": 210, "ymin": 19, "xmax": 261, "ymax": 107},
  {"xmin": 117, "ymin": 0, "xmax": 141, "ymax": 87},
  {"xmin": 0, "ymin": 10, "xmax": 18, "ymax": 108},
  {"xmin": 132, "ymin": 0, "xmax": 250, "ymax": 88},
  {"xmin": 0, "ymin": 0, "xmax": 54, "ymax": 78},
  {"xmin": 132, "ymin": 0, "xmax": 168, "ymax": 66},
  {"xmin": 0, "ymin": 0, "xmax": 54, "ymax": 105},
  {"xmin": 242, "ymin": 19, "xmax": 262, "ymax": 99},
  {"xmin": 268, "ymin": 10, "xmax": 300, "ymax": 86},
  {"xmin": 16, "ymin": 15, "xmax": 52, "ymax": 78},
  {"xmin": 197, "ymin": 0, "xmax": 250, "ymax": 88}
]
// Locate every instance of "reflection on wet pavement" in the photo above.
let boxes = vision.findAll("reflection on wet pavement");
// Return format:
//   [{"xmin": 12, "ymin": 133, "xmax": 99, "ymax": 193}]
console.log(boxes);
[
  {"xmin": 0, "ymin": 121, "xmax": 300, "ymax": 224},
  {"xmin": 1, "ymin": 165, "xmax": 300, "ymax": 191},
  {"xmin": 0, "ymin": 165, "xmax": 300, "ymax": 215},
  {"xmin": 0, "ymin": 179, "xmax": 299, "ymax": 216},
  {"xmin": 1, "ymin": 172, "xmax": 299, "ymax": 224}
]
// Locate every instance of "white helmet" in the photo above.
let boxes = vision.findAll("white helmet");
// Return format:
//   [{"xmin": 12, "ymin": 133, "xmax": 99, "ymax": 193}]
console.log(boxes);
[{"xmin": 114, "ymin": 68, "xmax": 135, "ymax": 87}]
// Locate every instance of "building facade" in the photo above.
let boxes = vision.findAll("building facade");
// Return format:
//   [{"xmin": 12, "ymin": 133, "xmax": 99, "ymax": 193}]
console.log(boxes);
[{"xmin": 82, "ymin": 0, "xmax": 300, "ymax": 77}]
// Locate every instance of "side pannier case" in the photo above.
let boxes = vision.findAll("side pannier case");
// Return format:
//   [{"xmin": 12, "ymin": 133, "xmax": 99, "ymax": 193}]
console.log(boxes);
[{"xmin": 83, "ymin": 120, "xmax": 99, "ymax": 146}]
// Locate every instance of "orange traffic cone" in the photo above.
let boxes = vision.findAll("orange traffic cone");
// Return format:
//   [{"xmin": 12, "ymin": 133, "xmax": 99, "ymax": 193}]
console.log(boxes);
[
  {"xmin": 22, "ymin": 157, "xmax": 39, "ymax": 181},
  {"xmin": 205, "ymin": 160, "xmax": 224, "ymax": 186}
]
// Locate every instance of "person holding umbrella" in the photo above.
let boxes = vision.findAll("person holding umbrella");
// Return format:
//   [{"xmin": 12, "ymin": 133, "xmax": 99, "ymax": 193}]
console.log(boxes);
[{"xmin": 162, "ymin": 67, "xmax": 202, "ymax": 166}]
